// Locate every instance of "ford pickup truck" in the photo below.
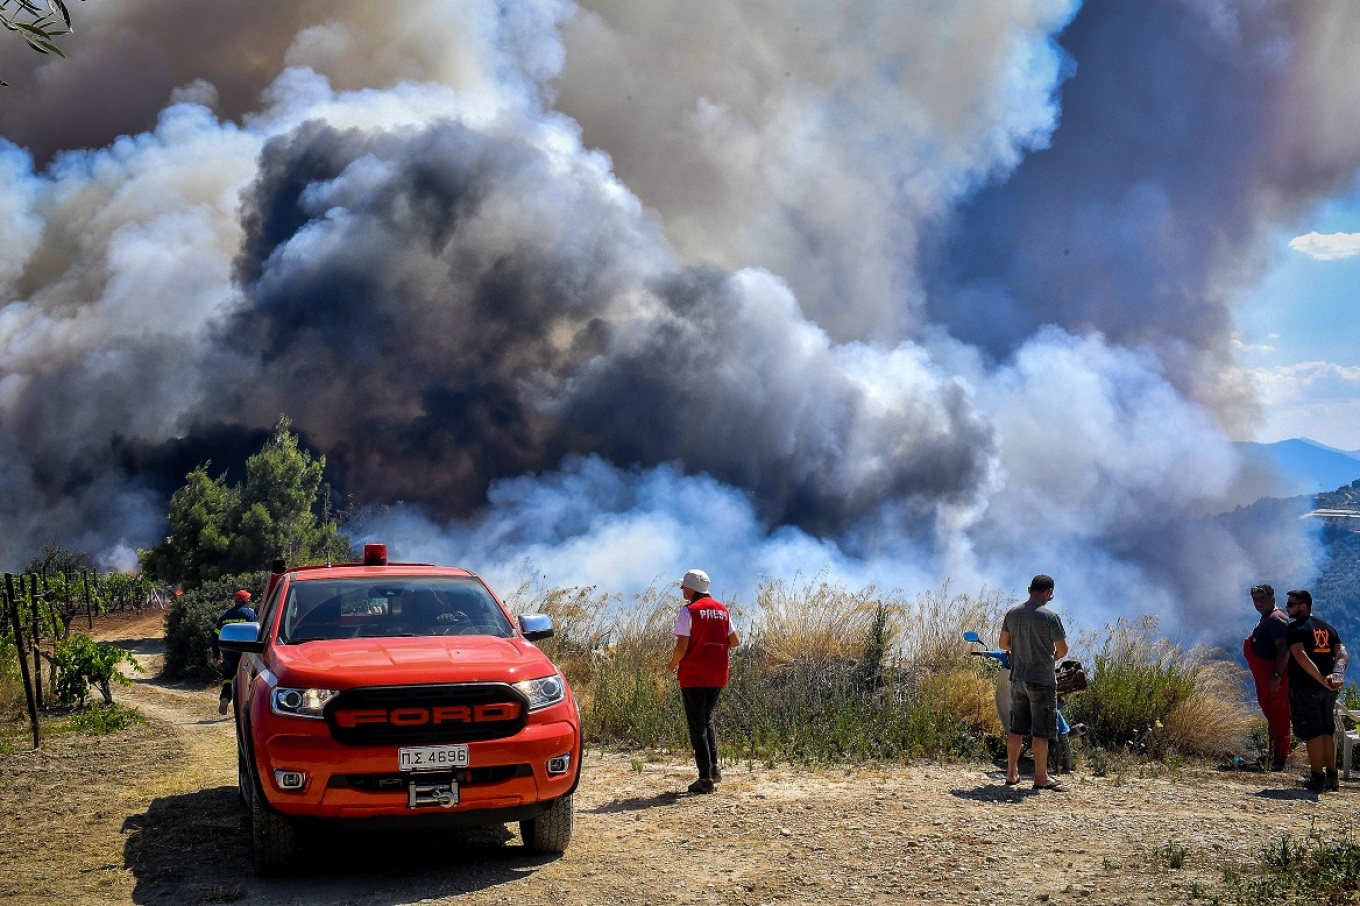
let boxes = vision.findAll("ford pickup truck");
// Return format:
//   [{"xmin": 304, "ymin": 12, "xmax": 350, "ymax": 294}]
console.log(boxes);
[{"xmin": 217, "ymin": 544, "xmax": 581, "ymax": 874}]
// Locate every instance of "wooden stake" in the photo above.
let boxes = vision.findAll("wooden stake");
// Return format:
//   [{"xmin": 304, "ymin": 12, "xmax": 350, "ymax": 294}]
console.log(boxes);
[{"xmin": 5, "ymin": 574, "xmax": 40, "ymax": 748}]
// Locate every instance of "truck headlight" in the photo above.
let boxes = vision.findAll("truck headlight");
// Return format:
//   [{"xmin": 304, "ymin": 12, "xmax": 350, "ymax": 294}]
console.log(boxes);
[
  {"xmin": 271, "ymin": 686, "xmax": 339, "ymax": 719},
  {"xmin": 513, "ymin": 674, "xmax": 565, "ymax": 711}
]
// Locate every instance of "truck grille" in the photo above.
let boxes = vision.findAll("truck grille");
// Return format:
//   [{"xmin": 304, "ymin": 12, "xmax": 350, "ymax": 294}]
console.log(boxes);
[{"xmin": 326, "ymin": 683, "xmax": 530, "ymax": 745}]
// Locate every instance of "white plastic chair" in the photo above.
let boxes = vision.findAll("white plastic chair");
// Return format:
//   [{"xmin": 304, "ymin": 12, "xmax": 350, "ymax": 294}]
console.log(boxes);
[{"xmin": 1336, "ymin": 703, "xmax": 1360, "ymax": 781}]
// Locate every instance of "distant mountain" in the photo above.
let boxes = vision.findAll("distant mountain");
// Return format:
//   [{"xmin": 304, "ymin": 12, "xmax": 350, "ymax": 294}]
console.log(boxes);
[{"xmin": 1237, "ymin": 438, "xmax": 1360, "ymax": 495}]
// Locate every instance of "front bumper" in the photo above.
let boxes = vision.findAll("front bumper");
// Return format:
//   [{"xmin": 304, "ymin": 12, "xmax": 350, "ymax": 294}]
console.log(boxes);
[{"xmin": 253, "ymin": 715, "xmax": 581, "ymax": 820}]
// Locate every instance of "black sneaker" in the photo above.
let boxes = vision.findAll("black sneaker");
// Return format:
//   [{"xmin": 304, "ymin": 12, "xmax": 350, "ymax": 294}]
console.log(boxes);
[
  {"xmin": 687, "ymin": 778, "xmax": 715, "ymax": 794},
  {"xmin": 1302, "ymin": 771, "xmax": 1326, "ymax": 792},
  {"xmin": 711, "ymin": 764, "xmax": 722, "ymax": 782},
  {"xmin": 218, "ymin": 698, "xmax": 230, "ymax": 715},
  {"xmin": 1326, "ymin": 769, "xmax": 1339, "ymax": 792},
  {"xmin": 1270, "ymin": 754, "xmax": 1288, "ymax": 772}
]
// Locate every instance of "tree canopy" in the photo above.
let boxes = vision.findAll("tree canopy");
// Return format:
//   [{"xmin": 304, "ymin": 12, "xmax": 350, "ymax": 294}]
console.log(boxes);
[{"xmin": 140, "ymin": 417, "xmax": 352, "ymax": 588}]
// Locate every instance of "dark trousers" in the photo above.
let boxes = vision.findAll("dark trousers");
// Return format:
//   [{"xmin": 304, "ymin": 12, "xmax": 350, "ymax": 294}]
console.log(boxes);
[
  {"xmin": 681, "ymin": 686, "xmax": 722, "ymax": 780},
  {"xmin": 219, "ymin": 656, "xmax": 240, "ymax": 702}
]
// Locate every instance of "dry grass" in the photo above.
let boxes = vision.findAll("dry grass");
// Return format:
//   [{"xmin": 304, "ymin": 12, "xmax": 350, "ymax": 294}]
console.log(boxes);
[
  {"xmin": 1067, "ymin": 616, "xmax": 1253, "ymax": 758},
  {"xmin": 897, "ymin": 582, "xmax": 1010, "ymax": 670},
  {"xmin": 752, "ymin": 572, "xmax": 888, "ymax": 668},
  {"xmin": 1162, "ymin": 667, "xmax": 1257, "ymax": 756},
  {"xmin": 752, "ymin": 576, "xmax": 1009, "ymax": 667},
  {"xmin": 920, "ymin": 667, "xmax": 1004, "ymax": 736}
]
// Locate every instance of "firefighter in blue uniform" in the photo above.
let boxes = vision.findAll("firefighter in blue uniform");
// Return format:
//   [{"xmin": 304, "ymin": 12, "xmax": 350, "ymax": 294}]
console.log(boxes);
[{"xmin": 213, "ymin": 589, "xmax": 256, "ymax": 714}]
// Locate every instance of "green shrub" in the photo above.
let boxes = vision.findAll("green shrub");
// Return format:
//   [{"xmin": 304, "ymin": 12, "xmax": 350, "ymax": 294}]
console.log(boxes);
[
  {"xmin": 69, "ymin": 702, "xmax": 145, "ymax": 734},
  {"xmin": 53, "ymin": 634, "xmax": 141, "ymax": 705},
  {"xmin": 1214, "ymin": 828, "xmax": 1360, "ymax": 905},
  {"xmin": 162, "ymin": 572, "xmax": 267, "ymax": 681},
  {"xmin": 1066, "ymin": 616, "xmax": 1251, "ymax": 758}
]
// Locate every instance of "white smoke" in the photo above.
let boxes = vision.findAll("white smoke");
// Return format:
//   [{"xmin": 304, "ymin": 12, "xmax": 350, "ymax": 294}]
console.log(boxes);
[{"xmin": 0, "ymin": 1, "xmax": 1352, "ymax": 644}]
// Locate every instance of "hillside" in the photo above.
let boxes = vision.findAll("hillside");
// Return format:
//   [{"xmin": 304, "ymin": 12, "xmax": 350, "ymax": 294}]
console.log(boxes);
[
  {"xmin": 1207, "ymin": 480, "xmax": 1360, "ymax": 646},
  {"xmin": 1312, "ymin": 481, "xmax": 1360, "ymax": 643}
]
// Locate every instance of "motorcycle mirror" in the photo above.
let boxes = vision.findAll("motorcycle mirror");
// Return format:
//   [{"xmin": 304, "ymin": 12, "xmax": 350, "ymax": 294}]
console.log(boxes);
[{"xmin": 963, "ymin": 630, "xmax": 981, "ymax": 643}]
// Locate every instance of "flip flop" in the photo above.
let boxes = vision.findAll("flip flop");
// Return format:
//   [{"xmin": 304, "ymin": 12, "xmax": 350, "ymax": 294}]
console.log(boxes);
[
  {"xmin": 1032, "ymin": 780, "xmax": 1069, "ymax": 792},
  {"xmin": 1003, "ymin": 778, "xmax": 1022, "ymax": 786}
]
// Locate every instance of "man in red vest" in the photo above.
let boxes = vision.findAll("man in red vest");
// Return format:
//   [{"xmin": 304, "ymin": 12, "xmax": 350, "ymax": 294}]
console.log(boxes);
[{"xmin": 666, "ymin": 568, "xmax": 740, "ymax": 794}]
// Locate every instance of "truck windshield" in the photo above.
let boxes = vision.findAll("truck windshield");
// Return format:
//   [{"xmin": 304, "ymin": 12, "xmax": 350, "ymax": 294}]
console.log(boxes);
[{"xmin": 279, "ymin": 576, "xmax": 516, "ymax": 643}]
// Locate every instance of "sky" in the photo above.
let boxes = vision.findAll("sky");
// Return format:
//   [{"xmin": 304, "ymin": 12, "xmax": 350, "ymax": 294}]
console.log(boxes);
[
  {"xmin": 0, "ymin": 0, "xmax": 1358, "ymax": 644},
  {"xmin": 1234, "ymin": 190, "xmax": 1360, "ymax": 452}
]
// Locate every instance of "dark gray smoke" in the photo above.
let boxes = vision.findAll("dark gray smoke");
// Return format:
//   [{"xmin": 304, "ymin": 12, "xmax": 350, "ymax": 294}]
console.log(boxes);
[
  {"xmin": 0, "ymin": 1, "xmax": 1353, "ymax": 640},
  {"xmin": 225, "ymin": 115, "xmax": 995, "ymax": 536}
]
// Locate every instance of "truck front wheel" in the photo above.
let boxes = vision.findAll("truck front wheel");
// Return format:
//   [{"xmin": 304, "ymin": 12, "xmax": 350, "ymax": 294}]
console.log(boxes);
[
  {"xmin": 249, "ymin": 774, "xmax": 299, "ymax": 875},
  {"xmin": 520, "ymin": 793, "xmax": 574, "ymax": 853}
]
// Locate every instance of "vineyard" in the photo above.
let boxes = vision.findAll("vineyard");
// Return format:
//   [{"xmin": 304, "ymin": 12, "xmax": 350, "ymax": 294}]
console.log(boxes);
[{"xmin": 0, "ymin": 546, "xmax": 173, "ymax": 749}]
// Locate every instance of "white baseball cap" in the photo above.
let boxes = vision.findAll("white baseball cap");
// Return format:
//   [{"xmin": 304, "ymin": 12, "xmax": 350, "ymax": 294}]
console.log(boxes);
[{"xmin": 680, "ymin": 569, "xmax": 711, "ymax": 593}]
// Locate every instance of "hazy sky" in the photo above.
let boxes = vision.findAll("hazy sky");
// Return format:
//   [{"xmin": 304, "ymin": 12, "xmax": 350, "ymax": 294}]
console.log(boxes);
[
  {"xmin": 0, "ymin": 0, "xmax": 1356, "ymax": 641},
  {"xmin": 1234, "ymin": 191, "xmax": 1360, "ymax": 452}
]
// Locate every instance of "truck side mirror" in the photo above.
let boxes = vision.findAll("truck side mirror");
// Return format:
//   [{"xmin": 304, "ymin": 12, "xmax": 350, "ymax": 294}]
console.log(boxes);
[
  {"xmin": 218, "ymin": 621, "xmax": 265, "ymax": 654},
  {"xmin": 518, "ymin": 613, "xmax": 554, "ymax": 641}
]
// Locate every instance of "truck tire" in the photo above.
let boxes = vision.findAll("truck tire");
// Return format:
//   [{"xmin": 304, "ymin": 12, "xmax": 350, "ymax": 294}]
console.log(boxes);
[
  {"xmin": 520, "ymin": 793, "xmax": 574, "ymax": 853},
  {"xmin": 249, "ymin": 772, "xmax": 299, "ymax": 875},
  {"xmin": 237, "ymin": 741, "xmax": 250, "ymax": 807}
]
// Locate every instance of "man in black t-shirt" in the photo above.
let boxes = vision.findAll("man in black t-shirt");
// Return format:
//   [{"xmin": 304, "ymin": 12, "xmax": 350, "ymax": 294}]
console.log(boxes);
[{"xmin": 1284, "ymin": 589, "xmax": 1349, "ymax": 792}]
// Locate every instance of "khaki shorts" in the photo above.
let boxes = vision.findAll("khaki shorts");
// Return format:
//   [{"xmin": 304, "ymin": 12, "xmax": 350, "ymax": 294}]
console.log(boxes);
[{"xmin": 1009, "ymin": 680, "xmax": 1058, "ymax": 738}]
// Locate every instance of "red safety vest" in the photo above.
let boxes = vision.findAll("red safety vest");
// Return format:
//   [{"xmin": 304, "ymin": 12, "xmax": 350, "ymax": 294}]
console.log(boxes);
[{"xmin": 678, "ymin": 596, "xmax": 731, "ymax": 688}]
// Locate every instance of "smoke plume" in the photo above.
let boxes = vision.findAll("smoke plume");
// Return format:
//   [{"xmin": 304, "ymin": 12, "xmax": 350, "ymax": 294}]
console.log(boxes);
[{"xmin": 2, "ymin": 1, "xmax": 1356, "ymax": 642}]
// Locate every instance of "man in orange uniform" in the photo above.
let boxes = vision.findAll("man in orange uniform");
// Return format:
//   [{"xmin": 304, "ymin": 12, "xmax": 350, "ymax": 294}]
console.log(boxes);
[
  {"xmin": 667, "ymin": 569, "xmax": 740, "ymax": 794},
  {"xmin": 1242, "ymin": 584, "xmax": 1291, "ymax": 770}
]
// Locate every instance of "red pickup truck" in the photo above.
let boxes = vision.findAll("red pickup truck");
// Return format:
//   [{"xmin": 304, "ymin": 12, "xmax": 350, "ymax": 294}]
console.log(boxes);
[{"xmin": 218, "ymin": 544, "xmax": 582, "ymax": 874}]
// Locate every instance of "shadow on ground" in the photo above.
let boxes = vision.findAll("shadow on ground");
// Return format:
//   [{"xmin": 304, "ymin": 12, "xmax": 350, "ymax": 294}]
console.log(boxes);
[
  {"xmin": 1254, "ymin": 787, "xmax": 1320, "ymax": 802},
  {"xmin": 108, "ymin": 636, "xmax": 165, "ymax": 657},
  {"xmin": 123, "ymin": 786, "xmax": 558, "ymax": 905},
  {"xmin": 950, "ymin": 782, "xmax": 1038, "ymax": 802},
  {"xmin": 584, "ymin": 792, "xmax": 683, "ymax": 814}
]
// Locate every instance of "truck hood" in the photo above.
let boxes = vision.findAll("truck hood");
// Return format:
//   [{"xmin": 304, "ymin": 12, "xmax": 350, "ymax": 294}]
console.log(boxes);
[{"xmin": 268, "ymin": 635, "xmax": 558, "ymax": 689}]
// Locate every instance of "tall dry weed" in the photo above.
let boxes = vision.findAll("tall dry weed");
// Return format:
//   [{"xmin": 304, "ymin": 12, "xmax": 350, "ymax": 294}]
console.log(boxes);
[
  {"xmin": 897, "ymin": 582, "xmax": 1011, "ymax": 671},
  {"xmin": 1162, "ymin": 666, "xmax": 1256, "ymax": 756},
  {"xmin": 504, "ymin": 570, "xmax": 1247, "ymax": 765},
  {"xmin": 753, "ymin": 572, "xmax": 891, "ymax": 670}
]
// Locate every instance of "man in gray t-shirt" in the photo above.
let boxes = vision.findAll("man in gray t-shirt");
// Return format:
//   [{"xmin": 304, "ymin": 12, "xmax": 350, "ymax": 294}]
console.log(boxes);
[{"xmin": 999, "ymin": 574, "xmax": 1069, "ymax": 791}]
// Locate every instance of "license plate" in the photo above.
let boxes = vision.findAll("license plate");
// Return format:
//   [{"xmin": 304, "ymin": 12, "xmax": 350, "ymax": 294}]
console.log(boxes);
[{"xmin": 399, "ymin": 744, "xmax": 469, "ymax": 772}]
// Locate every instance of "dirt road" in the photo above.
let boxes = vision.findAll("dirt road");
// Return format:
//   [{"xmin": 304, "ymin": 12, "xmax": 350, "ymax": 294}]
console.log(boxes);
[{"xmin": 0, "ymin": 611, "xmax": 1353, "ymax": 906}]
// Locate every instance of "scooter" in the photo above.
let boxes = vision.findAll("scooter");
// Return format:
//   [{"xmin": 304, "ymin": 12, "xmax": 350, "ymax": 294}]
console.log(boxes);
[{"xmin": 964, "ymin": 630, "xmax": 1076, "ymax": 774}]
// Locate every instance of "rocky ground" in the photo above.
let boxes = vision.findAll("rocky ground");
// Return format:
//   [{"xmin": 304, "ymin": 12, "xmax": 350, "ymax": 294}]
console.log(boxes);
[{"xmin": 0, "ymin": 610, "xmax": 1354, "ymax": 906}]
